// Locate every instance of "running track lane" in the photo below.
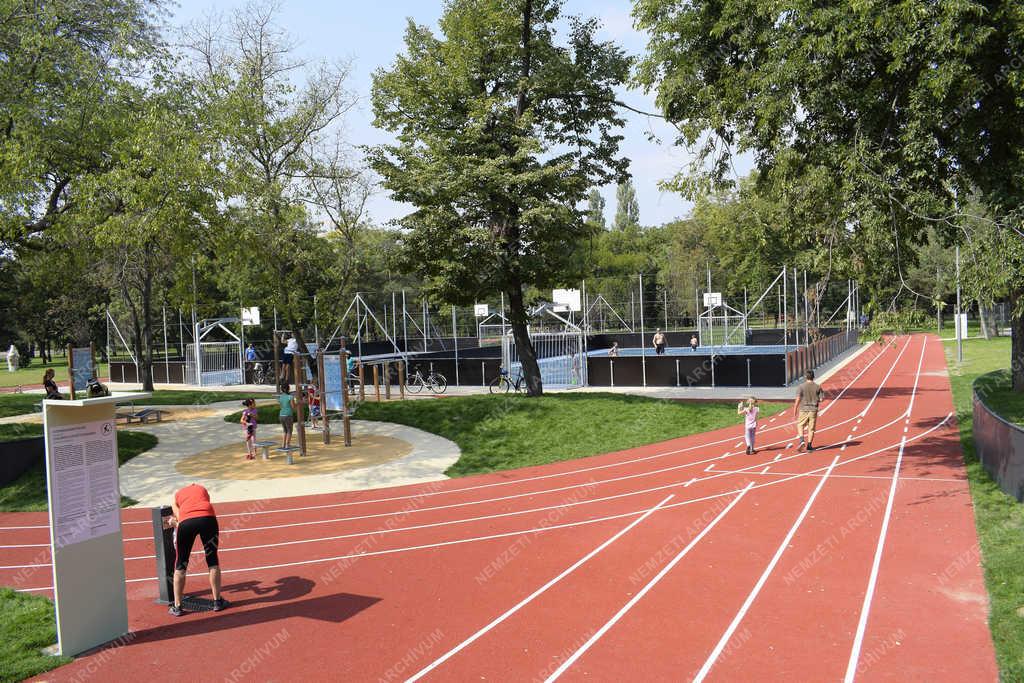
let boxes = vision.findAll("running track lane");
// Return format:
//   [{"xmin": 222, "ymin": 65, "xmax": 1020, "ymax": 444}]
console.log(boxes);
[{"xmin": 3, "ymin": 334, "xmax": 995, "ymax": 681}]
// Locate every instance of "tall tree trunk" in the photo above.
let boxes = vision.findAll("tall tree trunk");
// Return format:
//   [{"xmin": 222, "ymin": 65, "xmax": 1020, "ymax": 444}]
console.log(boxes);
[
  {"xmin": 979, "ymin": 301, "xmax": 991, "ymax": 340},
  {"xmin": 1012, "ymin": 290, "xmax": 1024, "ymax": 393},
  {"xmin": 507, "ymin": 284, "xmax": 543, "ymax": 396},
  {"xmin": 141, "ymin": 259, "xmax": 155, "ymax": 392}
]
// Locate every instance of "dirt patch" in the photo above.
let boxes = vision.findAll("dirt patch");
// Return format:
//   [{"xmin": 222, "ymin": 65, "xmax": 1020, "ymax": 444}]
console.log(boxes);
[{"xmin": 175, "ymin": 432, "xmax": 413, "ymax": 479}]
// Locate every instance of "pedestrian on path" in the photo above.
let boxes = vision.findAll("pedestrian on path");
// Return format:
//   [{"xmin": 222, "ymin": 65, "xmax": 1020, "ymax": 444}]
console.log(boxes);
[
  {"xmin": 737, "ymin": 397, "xmax": 759, "ymax": 454},
  {"xmin": 278, "ymin": 383, "xmax": 296, "ymax": 449},
  {"xmin": 168, "ymin": 483, "xmax": 229, "ymax": 616},
  {"xmin": 793, "ymin": 370, "xmax": 824, "ymax": 451}
]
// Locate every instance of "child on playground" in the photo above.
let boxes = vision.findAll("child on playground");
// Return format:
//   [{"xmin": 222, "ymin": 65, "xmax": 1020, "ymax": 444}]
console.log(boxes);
[
  {"xmin": 278, "ymin": 383, "xmax": 296, "ymax": 449},
  {"xmin": 240, "ymin": 399, "xmax": 258, "ymax": 460},
  {"xmin": 308, "ymin": 386, "xmax": 322, "ymax": 430},
  {"xmin": 737, "ymin": 396, "xmax": 759, "ymax": 454}
]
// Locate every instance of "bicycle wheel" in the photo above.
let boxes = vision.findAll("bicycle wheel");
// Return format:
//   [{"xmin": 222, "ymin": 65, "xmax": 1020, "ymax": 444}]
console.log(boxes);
[
  {"xmin": 488, "ymin": 376, "xmax": 509, "ymax": 394},
  {"xmin": 406, "ymin": 374, "xmax": 424, "ymax": 393},
  {"xmin": 429, "ymin": 373, "xmax": 448, "ymax": 394},
  {"xmin": 253, "ymin": 364, "xmax": 267, "ymax": 385}
]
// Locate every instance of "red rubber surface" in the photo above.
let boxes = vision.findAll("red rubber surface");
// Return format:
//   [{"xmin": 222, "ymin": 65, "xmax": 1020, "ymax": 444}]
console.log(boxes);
[{"xmin": 0, "ymin": 334, "xmax": 997, "ymax": 681}]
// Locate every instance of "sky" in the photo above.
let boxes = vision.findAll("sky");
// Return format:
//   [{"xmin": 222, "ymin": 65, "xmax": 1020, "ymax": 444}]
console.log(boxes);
[{"xmin": 169, "ymin": 0, "xmax": 734, "ymax": 227}]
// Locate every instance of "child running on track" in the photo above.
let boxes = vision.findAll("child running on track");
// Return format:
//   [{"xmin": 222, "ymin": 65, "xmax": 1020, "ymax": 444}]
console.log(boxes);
[
  {"xmin": 737, "ymin": 397, "xmax": 759, "ymax": 454},
  {"xmin": 240, "ymin": 399, "xmax": 258, "ymax": 460}
]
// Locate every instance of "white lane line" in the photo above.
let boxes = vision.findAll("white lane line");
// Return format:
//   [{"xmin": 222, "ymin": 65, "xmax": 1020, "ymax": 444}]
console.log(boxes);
[
  {"xmin": 12, "ymin": 416, "xmax": 952, "ymax": 592},
  {"xmin": 543, "ymin": 485, "xmax": 753, "ymax": 682},
  {"xmin": 693, "ymin": 457, "xmax": 839, "ymax": 682},
  {"xmin": 773, "ymin": 455, "xmax": 781, "ymax": 462},
  {"xmin": 851, "ymin": 426, "xmax": 858, "ymax": 432},
  {"xmin": 760, "ymin": 467, "xmax": 770, "ymax": 475},
  {"xmin": 705, "ymin": 464, "xmax": 715, "ymax": 472},
  {"xmin": 403, "ymin": 495, "xmax": 675, "ymax": 682},
  {"xmin": 769, "ymin": 417, "xmax": 777, "ymax": 423},
  {"xmin": 859, "ymin": 338, "xmax": 912, "ymax": 417},
  {"xmin": 905, "ymin": 335, "xmax": 928, "ymax": 417},
  {"xmin": 684, "ymin": 478, "xmax": 697, "ymax": 487},
  {"xmin": 820, "ymin": 341, "xmax": 893, "ymax": 415},
  {"xmin": 844, "ymin": 437, "xmax": 907, "ymax": 683}
]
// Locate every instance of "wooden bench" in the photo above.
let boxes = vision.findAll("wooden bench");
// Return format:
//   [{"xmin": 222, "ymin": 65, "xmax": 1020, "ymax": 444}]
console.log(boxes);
[
  {"xmin": 253, "ymin": 440, "xmax": 276, "ymax": 460},
  {"xmin": 116, "ymin": 408, "xmax": 168, "ymax": 424},
  {"xmin": 274, "ymin": 446, "xmax": 302, "ymax": 465}
]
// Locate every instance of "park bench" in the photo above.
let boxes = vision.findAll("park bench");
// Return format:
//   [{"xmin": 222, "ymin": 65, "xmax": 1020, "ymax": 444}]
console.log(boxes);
[
  {"xmin": 253, "ymin": 440, "xmax": 276, "ymax": 460},
  {"xmin": 116, "ymin": 408, "xmax": 168, "ymax": 424},
  {"xmin": 274, "ymin": 445, "xmax": 302, "ymax": 465}
]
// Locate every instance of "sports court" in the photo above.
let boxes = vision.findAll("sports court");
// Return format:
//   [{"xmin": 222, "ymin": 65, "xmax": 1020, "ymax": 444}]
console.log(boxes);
[{"xmin": 0, "ymin": 334, "xmax": 997, "ymax": 680}]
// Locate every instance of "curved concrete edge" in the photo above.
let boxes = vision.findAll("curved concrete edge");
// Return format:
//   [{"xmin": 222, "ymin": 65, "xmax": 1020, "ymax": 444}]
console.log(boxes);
[{"xmin": 119, "ymin": 419, "xmax": 460, "ymax": 507}]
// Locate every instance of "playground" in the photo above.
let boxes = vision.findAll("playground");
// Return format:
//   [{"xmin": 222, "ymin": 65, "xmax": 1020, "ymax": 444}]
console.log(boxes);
[{"xmin": 0, "ymin": 334, "xmax": 1003, "ymax": 680}]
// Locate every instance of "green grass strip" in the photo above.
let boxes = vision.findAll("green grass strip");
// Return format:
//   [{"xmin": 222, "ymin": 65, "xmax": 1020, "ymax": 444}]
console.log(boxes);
[
  {"xmin": 225, "ymin": 393, "xmax": 786, "ymax": 477},
  {"xmin": 0, "ymin": 588, "xmax": 71, "ymax": 683},
  {"xmin": 943, "ymin": 336, "xmax": 1024, "ymax": 681}
]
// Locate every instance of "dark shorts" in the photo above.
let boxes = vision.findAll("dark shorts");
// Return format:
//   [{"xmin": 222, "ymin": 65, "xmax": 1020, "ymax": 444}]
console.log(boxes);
[
  {"xmin": 175, "ymin": 515, "xmax": 219, "ymax": 571},
  {"xmin": 280, "ymin": 415, "xmax": 294, "ymax": 433},
  {"xmin": 245, "ymin": 424, "xmax": 256, "ymax": 438},
  {"xmin": 655, "ymin": 343, "xmax": 666, "ymax": 355},
  {"xmin": 283, "ymin": 352, "xmax": 294, "ymax": 367}
]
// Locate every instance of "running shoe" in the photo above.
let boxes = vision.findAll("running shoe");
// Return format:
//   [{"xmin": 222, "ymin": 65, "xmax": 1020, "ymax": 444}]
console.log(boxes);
[
  {"xmin": 213, "ymin": 598, "xmax": 230, "ymax": 612},
  {"xmin": 807, "ymin": 444, "xmax": 815, "ymax": 452},
  {"xmin": 168, "ymin": 604, "xmax": 185, "ymax": 617}
]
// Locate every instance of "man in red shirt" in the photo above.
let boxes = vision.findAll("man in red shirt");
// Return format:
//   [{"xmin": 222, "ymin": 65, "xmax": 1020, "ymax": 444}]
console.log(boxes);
[{"xmin": 169, "ymin": 483, "xmax": 229, "ymax": 616}]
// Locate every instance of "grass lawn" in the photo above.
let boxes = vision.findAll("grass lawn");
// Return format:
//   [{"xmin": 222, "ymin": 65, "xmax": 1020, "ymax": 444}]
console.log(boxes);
[
  {"xmin": 0, "ymin": 430, "xmax": 156, "ymax": 512},
  {"xmin": 0, "ymin": 389, "xmax": 261, "ymax": 419},
  {"xmin": 0, "ymin": 356, "xmax": 110, "ymax": 390},
  {"xmin": 228, "ymin": 393, "xmax": 787, "ymax": 477},
  {"xmin": 943, "ymin": 335, "xmax": 1024, "ymax": 680},
  {"xmin": 0, "ymin": 588, "xmax": 72, "ymax": 683}
]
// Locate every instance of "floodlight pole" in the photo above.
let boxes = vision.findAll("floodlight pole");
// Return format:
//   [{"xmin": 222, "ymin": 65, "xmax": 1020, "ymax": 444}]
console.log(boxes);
[
  {"xmin": 402, "ymin": 290, "xmax": 408, "ymax": 352},
  {"xmin": 803, "ymin": 270, "xmax": 809, "ymax": 341},
  {"xmin": 956, "ymin": 245, "xmax": 963, "ymax": 362},
  {"xmin": 793, "ymin": 267, "xmax": 799, "ymax": 345},
  {"xmin": 783, "ymin": 266, "xmax": 789, "ymax": 379},
  {"xmin": 452, "ymin": 306, "xmax": 460, "ymax": 386}
]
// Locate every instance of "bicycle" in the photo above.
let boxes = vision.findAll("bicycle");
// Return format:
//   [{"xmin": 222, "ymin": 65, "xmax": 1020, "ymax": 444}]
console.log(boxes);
[
  {"xmin": 251, "ymin": 361, "xmax": 276, "ymax": 385},
  {"xmin": 489, "ymin": 367, "xmax": 524, "ymax": 394},
  {"xmin": 406, "ymin": 367, "xmax": 447, "ymax": 394}
]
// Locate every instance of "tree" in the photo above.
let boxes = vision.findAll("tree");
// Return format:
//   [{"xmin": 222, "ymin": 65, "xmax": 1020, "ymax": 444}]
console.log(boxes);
[
  {"xmin": 370, "ymin": 0, "xmax": 631, "ymax": 395},
  {"xmin": 613, "ymin": 179, "xmax": 639, "ymax": 230},
  {"xmin": 634, "ymin": 0, "xmax": 1024, "ymax": 388},
  {"xmin": 186, "ymin": 2, "xmax": 359, "ymax": 371},
  {"xmin": 586, "ymin": 189, "xmax": 606, "ymax": 229},
  {"xmin": 0, "ymin": 0, "xmax": 163, "ymax": 241}
]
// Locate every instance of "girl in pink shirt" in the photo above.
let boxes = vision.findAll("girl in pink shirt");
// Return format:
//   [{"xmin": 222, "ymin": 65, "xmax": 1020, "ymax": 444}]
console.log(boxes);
[{"xmin": 737, "ymin": 397, "xmax": 759, "ymax": 455}]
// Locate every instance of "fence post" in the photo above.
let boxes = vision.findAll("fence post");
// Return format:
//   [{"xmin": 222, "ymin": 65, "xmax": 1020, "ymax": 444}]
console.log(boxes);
[
  {"xmin": 373, "ymin": 365, "xmax": 381, "ymax": 402},
  {"xmin": 293, "ymin": 354, "xmax": 307, "ymax": 457},
  {"xmin": 398, "ymin": 361, "xmax": 405, "ymax": 399},
  {"xmin": 358, "ymin": 362, "xmax": 365, "ymax": 402},
  {"xmin": 609, "ymin": 359, "xmax": 614, "ymax": 387},
  {"xmin": 383, "ymin": 362, "xmax": 391, "ymax": 400},
  {"xmin": 676, "ymin": 359, "xmax": 680, "ymax": 387}
]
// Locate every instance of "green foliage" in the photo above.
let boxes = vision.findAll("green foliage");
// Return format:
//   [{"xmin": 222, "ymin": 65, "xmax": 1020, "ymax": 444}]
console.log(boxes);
[
  {"xmin": 861, "ymin": 309, "xmax": 931, "ymax": 340},
  {"xmin": 586, "ymin": 189, "xmax": 606, "ymax": 229},
  {"xmin": 353, "ymin": 392, "xmax": 787, "ymax": 476},
  {"xmin": 369, "ymin": 0, "xmax": 631, "ymax": 305},
  {"xmin": 613, "ymin": 179, "xmax": 640, "ymax": 231},
  {"xmin": 0, "ymin": 589, "xmax": 72, "ymax": 683}
]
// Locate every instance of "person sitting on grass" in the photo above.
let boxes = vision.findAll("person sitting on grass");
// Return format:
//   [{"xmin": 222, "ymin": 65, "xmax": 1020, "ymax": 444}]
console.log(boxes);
[
  {"xmin": 168, "ymin": 482, "xmax": 228, "ymax": 616},
  {"xmin": 42, "ymin": 368, "xmax": 64, "ymax": 400},
  {"xmin": 278, "ymin": 383, "xmax": 296, "ymax": 449},
  {"xmin": 240, "ymin": 398, "xmax": 258, "ymax": 460}
]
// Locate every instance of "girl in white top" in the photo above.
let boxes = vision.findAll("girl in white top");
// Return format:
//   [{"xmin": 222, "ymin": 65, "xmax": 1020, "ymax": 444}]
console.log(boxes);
[{"xmin": 737, "ymin": 397, "xmax": 759, "ymax": 455}]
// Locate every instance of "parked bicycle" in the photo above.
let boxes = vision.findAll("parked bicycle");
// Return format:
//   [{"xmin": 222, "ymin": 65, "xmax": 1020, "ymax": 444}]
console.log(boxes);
[
  {"xmin": 251, "ymin": 361, "xmax": 276, "ymax": 385},
  {"xmin": 406, "ymin": 367, "xmax": 447, "ymax": 394},
  {"xmin": 489, "ymin": 367, "xmax": 525, "ymax": 394}
]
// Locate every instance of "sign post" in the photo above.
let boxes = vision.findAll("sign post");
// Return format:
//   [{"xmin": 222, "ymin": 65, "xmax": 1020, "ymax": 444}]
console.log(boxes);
[{"xmin": 43, "ymin": 391, "xmax": 149, "ymax": 656}]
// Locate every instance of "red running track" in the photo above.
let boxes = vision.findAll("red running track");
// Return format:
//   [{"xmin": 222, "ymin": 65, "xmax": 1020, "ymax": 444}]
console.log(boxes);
[{"xmin": 0, "ymin": 334, "xmax": 997, "ymax": 681}]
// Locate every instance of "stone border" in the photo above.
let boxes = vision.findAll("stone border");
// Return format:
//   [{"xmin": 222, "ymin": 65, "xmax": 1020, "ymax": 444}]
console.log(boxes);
[
  {"xmin": 119, "ymin": 418, "xmax": 460, "ymax": 507},
  {"xmin": 973, "ymin": 374, "xmax": 1024, "ymax": 502}
]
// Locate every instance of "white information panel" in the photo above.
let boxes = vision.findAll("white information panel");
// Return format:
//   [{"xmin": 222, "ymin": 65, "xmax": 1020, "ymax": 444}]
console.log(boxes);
[
  {"xmin": 703, "ymin": 292, "xmax": 723, "ymax": 307},
  {"xmin": 49, "ymin": 419, "xmax": 120, "ymax": 545},
  {"xmin": 44, "ymin": 393, "xmax": 148, "ymax": 656}
]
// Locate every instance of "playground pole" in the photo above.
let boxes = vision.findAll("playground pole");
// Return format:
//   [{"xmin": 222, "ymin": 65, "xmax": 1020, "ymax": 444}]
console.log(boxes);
[
  {"xmin": 452, "ymin": 306, "xmax": 460, "ymax": 387},
  {"xmin": 273, "ymin": 335, "xmax": 280, "ymax": 388},
  {"xmin": 162, "ymin": 306, "xmax": 169, "ymax": 382},
  {"xmin": 392, "ymin": 292, "xmax": 397, "ymax": 342},
  {"xmin": 783, "ymin": 266, "xmax": 789, "ymax": 379},
  {"xmin": 314, "ymin": 295, "xmax": 320, "ymax": 349},
  {"xmin": 338, "ymin": 337, "xmax": 352, "ymax": 446},
  {"xmin": 292, "ymin": 353, "xmax": 307, "ymax": 456},
  {"xmin": 639, "ymin": 273, "xmax": 647, "ymax": 387},
  {"xmin": 356, "ymin": 295, "xmax": 363, "ymax": 360},
  {"xmin": 402, "ymin": 290, "xmax": 408, "ymax": 352}
]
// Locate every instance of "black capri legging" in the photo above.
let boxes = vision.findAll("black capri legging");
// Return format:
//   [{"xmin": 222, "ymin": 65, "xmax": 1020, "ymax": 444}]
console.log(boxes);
[{"xmin": 175, "ymin": 515, "xmax": 220, "ymax": 571}]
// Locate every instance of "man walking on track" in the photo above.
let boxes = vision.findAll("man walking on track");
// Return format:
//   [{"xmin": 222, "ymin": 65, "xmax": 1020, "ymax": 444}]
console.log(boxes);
[
  {"xmin": 168, "ymin": 482, "xmax": 229, "ymax": 616},
  {"xmin": 793, "ymin": 369, "xmax": 824, "ymax": 451}
]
